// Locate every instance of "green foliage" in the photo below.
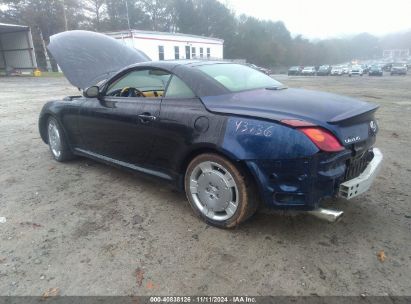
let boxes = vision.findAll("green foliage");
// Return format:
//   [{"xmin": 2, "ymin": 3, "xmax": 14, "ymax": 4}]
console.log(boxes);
[{"xmin": 1, "ymin": 0, "xmax": 409, "ymax": 70}]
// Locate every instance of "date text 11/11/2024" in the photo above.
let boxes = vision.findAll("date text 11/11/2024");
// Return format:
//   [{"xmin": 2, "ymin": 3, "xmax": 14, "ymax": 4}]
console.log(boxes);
[{"xmin": 149, "ymin": 296, "xmax": 257, "ymax": 303}]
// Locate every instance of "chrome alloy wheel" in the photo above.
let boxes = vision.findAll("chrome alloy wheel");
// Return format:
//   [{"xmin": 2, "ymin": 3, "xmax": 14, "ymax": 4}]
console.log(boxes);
[
  {"xmin": 48, "ymin": 119, "xmax": 62, "ymax": 158},
  {"xmin": 189, "ymin": 161, "xmax": 239, "ymax": 221}
]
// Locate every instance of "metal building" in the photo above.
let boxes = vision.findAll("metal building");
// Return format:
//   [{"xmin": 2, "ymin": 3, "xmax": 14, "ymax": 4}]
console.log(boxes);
[{"xmin": 0, "ymin": 23, "xmax": 37, "ymax": 75}]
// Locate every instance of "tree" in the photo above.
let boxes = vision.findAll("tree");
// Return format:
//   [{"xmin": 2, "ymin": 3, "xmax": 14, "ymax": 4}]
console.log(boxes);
[
  {"xmin": 103, "ymin": 0, "xmax": 151, "ymax": 31},
  {"xmin": 139, "ymin": 0, "xmax": 175, "ymax": 31},
  {"xmin": 1, "ymin": 0, "xmax": 410, "ymax": 70},
  {"xmin": 83, "ymin": 0, "xmax": 106, "ymax": 31}
]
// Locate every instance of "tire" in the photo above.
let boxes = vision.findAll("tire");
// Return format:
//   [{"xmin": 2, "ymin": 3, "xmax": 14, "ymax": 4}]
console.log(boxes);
[
  {"xmin": 47, "ymin": 116, "xmax": 75, "ymax": 162},
  {"xmin": 184, "ymin": 153, "xmax": 258, "ymax": 228}
]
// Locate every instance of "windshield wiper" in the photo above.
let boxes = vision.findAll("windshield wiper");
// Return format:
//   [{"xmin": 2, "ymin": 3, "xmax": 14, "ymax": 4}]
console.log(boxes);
[{"xmin": 265, "ymin": 86, "xmax": 288, "ymax": 90}]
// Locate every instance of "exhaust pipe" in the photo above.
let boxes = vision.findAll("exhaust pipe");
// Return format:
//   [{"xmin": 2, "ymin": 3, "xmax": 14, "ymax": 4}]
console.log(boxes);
[{"xmin": 308, "ymin": 208, "xmax": 344, "ymax": 222}]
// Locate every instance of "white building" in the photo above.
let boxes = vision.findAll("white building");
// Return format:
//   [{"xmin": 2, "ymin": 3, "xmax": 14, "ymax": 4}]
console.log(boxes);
[
  {"xmin": 105, "ymin": 30, "xmax": 224, "ymax": 61},
  {"xmin": 382, "ymin": 49, "xmax": 410, "ymax": 61}
]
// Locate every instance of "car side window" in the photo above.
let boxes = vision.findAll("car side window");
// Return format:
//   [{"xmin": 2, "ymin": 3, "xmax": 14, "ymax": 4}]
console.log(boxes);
[
  {"xmin": 106, "ymin": 68, "xmax": 171, "ymax": 98},
  {"xmin": 165, "ymin": 75, "xmax": 196, "ymax": 98}
]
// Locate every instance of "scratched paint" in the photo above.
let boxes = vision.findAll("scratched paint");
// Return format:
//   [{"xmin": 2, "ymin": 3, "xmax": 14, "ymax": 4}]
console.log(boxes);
[
  {"xmin": 234, "ymin": 120, "xmax": 274, "ymax": 138},
  {"xmin": 222, "ymin": 117, "xmax": 319, "ymax": 160}
]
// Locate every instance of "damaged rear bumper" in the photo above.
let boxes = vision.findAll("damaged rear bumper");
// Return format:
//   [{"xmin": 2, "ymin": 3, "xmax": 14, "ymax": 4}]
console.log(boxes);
[
  {"xmin": 245, "ymin": 147, "xmax": 382, "ymax": 210},
  {"xmin": 339, "ymin": 148, "xmax": 383, "ymax": 199}
]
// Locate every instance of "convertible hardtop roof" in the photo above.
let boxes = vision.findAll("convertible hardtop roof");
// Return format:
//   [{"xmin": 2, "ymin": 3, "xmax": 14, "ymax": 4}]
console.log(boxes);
[
  {"xmin": 111, "ymin": 60, "xmax": 235, "ymax": 97},
  {"xmin": 122, "ymin": 59, "xmax": 229, "ymax": 71}
]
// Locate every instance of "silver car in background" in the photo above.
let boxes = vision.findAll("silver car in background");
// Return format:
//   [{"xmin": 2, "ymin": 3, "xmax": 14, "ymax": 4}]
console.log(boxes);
[
  {"xmin": 331, "ymin": 65, "xmax": 343, "ymax": 75},
  {"xmin": 349, "ymin": 65, "xmax": 364, "ymax": 76},
  {"xmin": 301, "ymin": 66, "xmax": 317, "ymax": 76}
]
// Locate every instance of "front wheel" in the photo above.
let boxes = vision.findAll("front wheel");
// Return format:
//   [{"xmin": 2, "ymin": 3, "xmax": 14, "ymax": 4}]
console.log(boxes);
[
  {"xmin": 184, "ymin": 153, "xmax": 258, "ymax": 228},
  {"xmin": 47, "ymin": 117, "xmax": 75, "ymax": 162}
]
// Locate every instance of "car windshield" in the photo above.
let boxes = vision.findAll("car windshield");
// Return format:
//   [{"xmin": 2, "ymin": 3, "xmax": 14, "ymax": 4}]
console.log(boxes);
[{"xmin": 196, "ymin": 63, "xmax": 282, "ymax": 92}]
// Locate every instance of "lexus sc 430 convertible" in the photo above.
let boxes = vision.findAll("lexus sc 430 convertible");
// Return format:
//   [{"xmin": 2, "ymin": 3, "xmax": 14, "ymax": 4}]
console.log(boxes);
[{"xmin": 39, "ymin": 31, "xmax": 383, "ymax": 228}]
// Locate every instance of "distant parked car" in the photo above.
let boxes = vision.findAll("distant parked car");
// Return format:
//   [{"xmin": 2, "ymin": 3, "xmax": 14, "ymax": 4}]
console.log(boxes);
[
  {"xmin": 247, "ymin": 63, "xmax": 272, "ymax": 75},
  {"xmin": 288, "ymin": 66, "xmax": 302, "ymax": 75},
  {"xmin": 342, "ymin": 66, "xmax": 350, "ymax": 75},
  {"xmin": 259, "ymin": 67, "xmax": 272, "ymax": 75},
  {"xmin": 390, "ymin": 63, "xmax": 407, "ymax": 75},
  {"xmin": 317, "ymin": 65, "xmax": 332, "ymax": 76},
  {"xmin": 361, "ymin": 65, "xmax": 370, "ymax": 74},
  {"xmin": 331, "ymin": 66, "xmax": 343, "ymax": 76},
  {"xmin": 383, "ymin": 63, "xmax": 392, "ymax": 72},
  {"xmin": 349, "ymin": 65, "xmax": 363, "ymax": 77},
  {"xmin": 301, "ymin": 66, "xmax": 316, "ymax": 76},
  {"xmin": 368, "ymin": 65, "xmax": 383, "ymax": 76}
]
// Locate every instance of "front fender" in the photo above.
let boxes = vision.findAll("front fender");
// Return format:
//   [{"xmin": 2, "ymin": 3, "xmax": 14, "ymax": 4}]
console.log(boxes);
[
  {"xmin": 38, "ymin": 97, "xmax": 83, "ymax": 146},
  {"xmin": 38, "ymin": 101, "xmax": 58, "ymax": 143}
]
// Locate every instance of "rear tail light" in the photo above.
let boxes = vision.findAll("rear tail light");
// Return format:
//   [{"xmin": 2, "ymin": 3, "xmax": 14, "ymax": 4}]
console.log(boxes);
[
  {"xmin": 299, "ymin": 127, "xmax": 343, "ymax": 152},
  {"xmin": 281, "ymin": 119, "xmax": 344, "ymax": 152}
]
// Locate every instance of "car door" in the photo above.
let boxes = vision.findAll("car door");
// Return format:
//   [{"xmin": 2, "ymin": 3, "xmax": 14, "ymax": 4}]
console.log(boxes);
[
  {"xmin": 146, "ymin": 75, "xmax": 207, "ymax": 176},
  {"xmin": 76, "ymin": 68, "xmax": 170, "ymax": 166}
]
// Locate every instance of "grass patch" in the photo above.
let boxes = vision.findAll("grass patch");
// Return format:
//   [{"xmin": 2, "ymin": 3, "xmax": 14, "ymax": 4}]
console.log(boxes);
[{"xmin": 39, "ymin": 72, "xmax": 65, "ymax": 77}]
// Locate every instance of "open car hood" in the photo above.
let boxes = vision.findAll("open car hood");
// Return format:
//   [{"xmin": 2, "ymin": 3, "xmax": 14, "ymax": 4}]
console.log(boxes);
[{"xmin": 47, "ymin": 30, "xmax": 151, "ymax": 89}]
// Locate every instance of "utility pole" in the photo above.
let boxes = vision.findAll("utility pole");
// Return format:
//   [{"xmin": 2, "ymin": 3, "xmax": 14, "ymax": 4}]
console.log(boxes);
[
  {"xmin": 62, "ymin": 0, "xmax": 69, "ymax": 31},
  {"xmin": 125, "ymin": 0, "xmax": 131, "ymax": 30},
  {"xmin": 39, "ymin": 28, "xmax": 52, "ymax": 71}
]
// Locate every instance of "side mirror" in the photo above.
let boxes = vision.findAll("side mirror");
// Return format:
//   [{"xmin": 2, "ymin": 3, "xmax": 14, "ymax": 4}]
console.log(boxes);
[{"xmin": 83, "ymin": 86, "xmax": 100, "ymax": 98}]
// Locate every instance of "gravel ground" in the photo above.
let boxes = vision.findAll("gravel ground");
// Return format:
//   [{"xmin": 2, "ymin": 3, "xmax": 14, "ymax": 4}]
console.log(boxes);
[{"xmin": 0, "ymin": 74, "xmax": 410, "ymax": 296}]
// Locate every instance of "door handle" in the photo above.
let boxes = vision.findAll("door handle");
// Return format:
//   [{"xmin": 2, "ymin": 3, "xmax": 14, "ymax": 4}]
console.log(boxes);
[{"xmin": 138, "ymin": 113, "xmax": 157, "ymax": 123}]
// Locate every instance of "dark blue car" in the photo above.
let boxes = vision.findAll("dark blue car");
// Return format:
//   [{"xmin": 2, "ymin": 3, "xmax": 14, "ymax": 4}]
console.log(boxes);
[{"xmin": 39, "ymin": 31, "xmax": 383, "ymax": 228}]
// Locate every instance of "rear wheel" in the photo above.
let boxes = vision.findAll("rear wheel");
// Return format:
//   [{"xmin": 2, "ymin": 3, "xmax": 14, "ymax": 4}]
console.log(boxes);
[
  {"xmin": 47, "ymin": 117, "xmax": 74, "ymax": 162},
  {"xmin": 184, "ymin": 153, "xmax": 258, "ymax": 228}
]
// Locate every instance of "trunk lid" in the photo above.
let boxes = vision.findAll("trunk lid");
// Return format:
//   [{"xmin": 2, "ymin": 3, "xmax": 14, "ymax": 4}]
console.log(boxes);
[
  {"xmin": 201, "ymin": 88, "xmax": 379, "ymax": 147},
  {"xmin": 48, "ymin": 30, "xmax": 151, "ymax": 89}
]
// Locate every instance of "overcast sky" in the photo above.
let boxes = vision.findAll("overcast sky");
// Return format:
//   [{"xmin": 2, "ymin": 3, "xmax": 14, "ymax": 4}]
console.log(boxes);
[{"xmin": 222, "ymin": 0, "xmax": 411, "ymax": 39}]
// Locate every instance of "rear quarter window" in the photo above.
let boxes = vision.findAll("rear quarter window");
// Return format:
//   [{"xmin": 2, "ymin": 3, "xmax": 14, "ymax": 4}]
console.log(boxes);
[
  {"xmin": 165, "ymin": 75, "xmax": 196, "ymax": 98},
  {"xmin": 196, "ymin": 63, "xmax": 282, "ymax": 92}
]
